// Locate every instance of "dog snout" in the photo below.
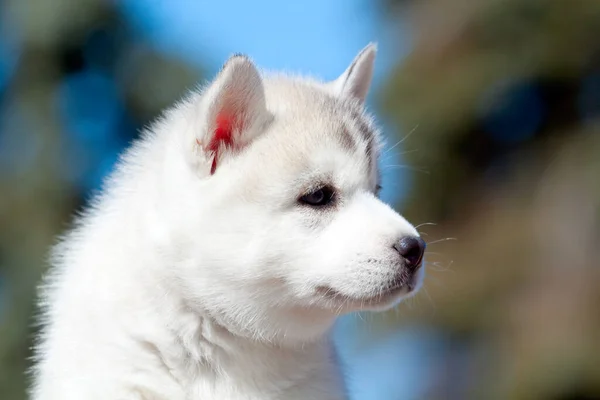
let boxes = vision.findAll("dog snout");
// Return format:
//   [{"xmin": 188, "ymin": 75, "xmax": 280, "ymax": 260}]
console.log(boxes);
[{"xmin": 393, "ymin": 236, "xmax": 426, "ymax": 272}]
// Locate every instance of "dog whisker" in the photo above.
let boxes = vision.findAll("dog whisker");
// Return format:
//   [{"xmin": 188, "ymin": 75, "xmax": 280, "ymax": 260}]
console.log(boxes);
[
  {"xmin": 383, "ymin": 124, "xmax": 420, "ymax": 154},
  {"xmin": 414, "ymin": 222, "xmax": 437, "ymax": 230},
  {"xmin": 426, "ymin": 237, "xmax": 457, "ymax": 245},
  {"xmin": 381, "ymin": 164, "xmax": 431, "ymax": 174}
]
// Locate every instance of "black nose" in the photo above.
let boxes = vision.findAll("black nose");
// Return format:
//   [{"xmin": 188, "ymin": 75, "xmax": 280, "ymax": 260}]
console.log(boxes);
[{"xmin": 393, "ymin": 236, "xmax": 426, "ymax": 271}]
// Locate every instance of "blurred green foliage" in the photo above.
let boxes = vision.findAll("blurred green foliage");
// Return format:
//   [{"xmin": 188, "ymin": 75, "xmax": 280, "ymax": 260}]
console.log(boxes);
[{"xmin": 378, "ymin": 0, "xmax": 600, "ymax": 398}]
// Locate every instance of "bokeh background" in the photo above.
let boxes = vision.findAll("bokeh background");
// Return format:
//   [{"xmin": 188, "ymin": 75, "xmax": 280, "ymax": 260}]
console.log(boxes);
[{"xmin": 1, "ymin": 0, "xmax": 599, "ymax": 399}]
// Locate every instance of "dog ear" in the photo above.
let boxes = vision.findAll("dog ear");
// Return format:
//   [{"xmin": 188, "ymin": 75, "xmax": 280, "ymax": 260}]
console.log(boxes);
[
  {"xmin": 199, "ymin": 55, "xmax": 268, "ymax": 175},
  {"xmin": 331, "ymin": 43, "xmax": 377, "ymax": 104}
]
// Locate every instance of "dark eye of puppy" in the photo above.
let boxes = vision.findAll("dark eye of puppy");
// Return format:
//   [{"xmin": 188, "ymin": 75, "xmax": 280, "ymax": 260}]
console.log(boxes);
[{"xmin": 299, "ymin": 186, "xmax": 336, "ymax": 207}]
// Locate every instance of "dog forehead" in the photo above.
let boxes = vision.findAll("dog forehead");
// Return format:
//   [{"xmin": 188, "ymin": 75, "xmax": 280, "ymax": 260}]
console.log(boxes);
[
  {"xmin": 258, "ymin": 77, "xmax": 379, "ymax": 184},
  {"xmin": 263, "ymin": 78, "xmax": 377, "ymax": 156},
  {"xmin": 228, "ymin": 79, "xmax": 380, "ymax": 200},
  {"xmin": 263, "ymin": 77, "xmax": 356, "ymax": 123}
]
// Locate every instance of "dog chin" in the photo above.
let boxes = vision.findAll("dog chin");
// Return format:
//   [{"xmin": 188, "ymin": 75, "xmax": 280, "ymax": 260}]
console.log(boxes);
[{"xmin": 316, "ymin": 272, "xmax": 424, "ymax": 313}]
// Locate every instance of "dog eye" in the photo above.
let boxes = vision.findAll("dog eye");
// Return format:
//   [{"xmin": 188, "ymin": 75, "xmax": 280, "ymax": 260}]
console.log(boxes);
[
  {"xmin": 299, "ymin": 186, "xmax": 335, "ymax": 207},
  {"xmin": 375, "ymin": 184, "xmax": 382, "ymax": 195}
]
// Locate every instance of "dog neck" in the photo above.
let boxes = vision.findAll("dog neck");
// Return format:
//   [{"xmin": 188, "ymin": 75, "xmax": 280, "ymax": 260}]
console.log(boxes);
[{"xmin": 144, "ymin": 288, "xmax": 344, "ymax": 397}]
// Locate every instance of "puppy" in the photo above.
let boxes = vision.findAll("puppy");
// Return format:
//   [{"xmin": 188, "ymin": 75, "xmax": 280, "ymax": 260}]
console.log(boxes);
[{"xmin": 31, "ymin": 44, "xmax": 426, "ymax": 399}]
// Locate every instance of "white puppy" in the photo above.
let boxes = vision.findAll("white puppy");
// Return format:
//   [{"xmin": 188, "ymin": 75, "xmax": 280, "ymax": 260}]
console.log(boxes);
[{"xmin": 31, "ymin": 44, "xmax": 426, "ymax": 400}]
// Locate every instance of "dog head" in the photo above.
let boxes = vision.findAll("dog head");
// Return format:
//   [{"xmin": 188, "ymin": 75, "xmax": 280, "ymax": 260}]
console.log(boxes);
[{"xmin": 159, "ymin": 44, "xmax": 426, "ymax": 343}]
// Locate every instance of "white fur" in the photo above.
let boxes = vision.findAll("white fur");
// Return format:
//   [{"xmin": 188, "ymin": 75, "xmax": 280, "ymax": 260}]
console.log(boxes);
[{"xmin": 31, "ymin": 44, "xmax": 423, "ymax": 400}]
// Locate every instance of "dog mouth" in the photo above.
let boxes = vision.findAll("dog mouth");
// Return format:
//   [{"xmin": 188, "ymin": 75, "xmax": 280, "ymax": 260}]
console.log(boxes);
[{"xmin": 315, "ymin": 276, "xmax": 418, "ymax": 309}]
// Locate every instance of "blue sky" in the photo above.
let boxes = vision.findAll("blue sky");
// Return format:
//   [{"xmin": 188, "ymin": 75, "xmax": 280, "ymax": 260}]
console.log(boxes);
[
  {"xmin": 119, "ymin": 0, "xmax": 411, "ymax": 80},
  {"xmin": 119, "ymin": 0, "xmax": 414, "ymax": 205}
]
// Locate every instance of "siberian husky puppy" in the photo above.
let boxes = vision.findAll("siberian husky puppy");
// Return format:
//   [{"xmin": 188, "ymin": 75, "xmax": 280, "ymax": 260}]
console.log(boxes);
[{"xmin": 31, "ymin": 44, "xmax": 426, "ymax": 400}]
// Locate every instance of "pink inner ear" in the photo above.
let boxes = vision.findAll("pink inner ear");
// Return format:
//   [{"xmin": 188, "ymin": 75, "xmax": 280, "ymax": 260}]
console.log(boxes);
[{"xmin": 207, "ymin": 113, "xmax": 234, "ymax": 175}]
